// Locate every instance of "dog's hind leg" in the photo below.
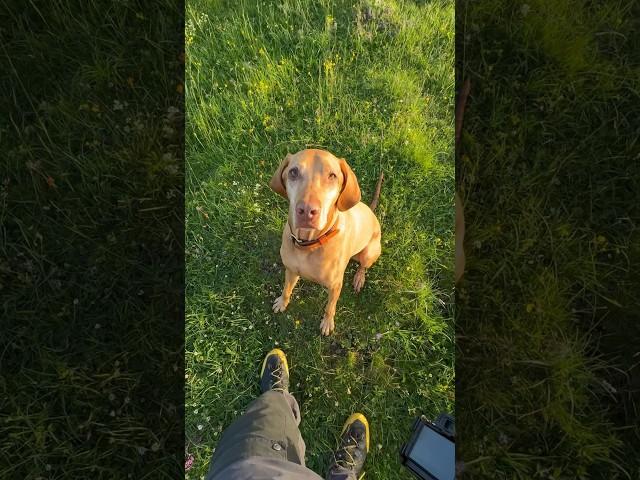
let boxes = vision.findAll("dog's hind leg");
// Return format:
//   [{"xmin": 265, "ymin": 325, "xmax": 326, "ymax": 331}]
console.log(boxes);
[{"xmin": 353, "ymin": 233, "xmax": 381, "ymax": 293}]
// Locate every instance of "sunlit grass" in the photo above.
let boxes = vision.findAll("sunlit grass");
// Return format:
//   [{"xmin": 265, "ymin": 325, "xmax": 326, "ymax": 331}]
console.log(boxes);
[{"xmin": 185, "ymin": 0, "xmax": 454, "ymax": 478}]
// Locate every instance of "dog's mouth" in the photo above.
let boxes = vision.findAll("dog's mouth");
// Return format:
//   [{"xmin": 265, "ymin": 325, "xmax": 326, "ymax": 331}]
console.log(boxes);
[
  {"xmin": 294, "ymin": 218, "xmax": 320, "ymax": 229},
  {"xmin": 293, "ymin": 226, "xmax": 320, "ymax": 241},
  {"xmin": 290, "ymin": 203, "xmax": 339, "ymax": 240},
  {"xmin": 291, "ymin": 215, "xmax": 323, "ymax": 236}
]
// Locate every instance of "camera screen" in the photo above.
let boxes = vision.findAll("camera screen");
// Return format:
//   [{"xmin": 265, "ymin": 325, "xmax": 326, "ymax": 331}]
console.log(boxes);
[{"xmin": 408, "ymin": 424, "xmax": 455, "ymax": 480}]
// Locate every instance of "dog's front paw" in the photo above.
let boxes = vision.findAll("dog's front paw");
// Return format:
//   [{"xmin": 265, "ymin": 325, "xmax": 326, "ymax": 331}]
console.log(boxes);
[
  {"xmin": 272, "ymin": 295, "xmax": 288, "ymax": 313},
  {"xmin": 319, "ymin": 315, "xmax": 335, "ymax": 336}
]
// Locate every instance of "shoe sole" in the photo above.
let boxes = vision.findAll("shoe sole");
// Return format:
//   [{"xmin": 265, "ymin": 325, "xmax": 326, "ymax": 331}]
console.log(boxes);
[
  {"xmin": 260, "ymin": 348, "xmax": 289, "ymax": 379},
  {"xmin": 340, "ymin": 412, "xmax": 370, "ymax": 453}
]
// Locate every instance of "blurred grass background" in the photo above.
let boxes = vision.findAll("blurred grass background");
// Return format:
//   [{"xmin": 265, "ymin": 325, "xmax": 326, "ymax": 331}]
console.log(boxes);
[
  {"xmin": 1, "ymin": 1, "xmax": 184, "ymax": 477},
  {"xmin": 185, "ymin": 0, "xmax": 454, "ymax": 478},
  {"xmin": 457, "ymin": 0, "xmax": 640, "ymax": 478}
]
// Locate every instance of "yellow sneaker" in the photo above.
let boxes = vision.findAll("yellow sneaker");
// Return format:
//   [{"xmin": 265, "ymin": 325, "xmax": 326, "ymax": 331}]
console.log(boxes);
[
  {"xmin": 259, "ymin": 348, "xmax": 289, "ymax": 393},
  {"xmin": 326, "ymin": 413, "xmax": 369, "ymax": 480}
]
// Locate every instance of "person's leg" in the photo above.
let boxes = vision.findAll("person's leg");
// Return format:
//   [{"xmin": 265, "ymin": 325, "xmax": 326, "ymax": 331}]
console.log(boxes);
[
  {"xmin": 325, "ymin": 413, "xmax": 370, "ymax": 480},
  {"xmin": 206, "ymin": 349, "xmax": 308, "ymax": 479}
]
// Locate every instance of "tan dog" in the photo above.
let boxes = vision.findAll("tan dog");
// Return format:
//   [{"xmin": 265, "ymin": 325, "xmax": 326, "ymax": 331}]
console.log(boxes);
[{"xmin": 269, "ymin": 149, "xmax": 382, "ymax": 335}]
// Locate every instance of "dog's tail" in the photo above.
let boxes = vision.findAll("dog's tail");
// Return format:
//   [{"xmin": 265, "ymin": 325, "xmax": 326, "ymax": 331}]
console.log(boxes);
[{"xmin": 369, "ymin": 171, "xmax": 384, "ymax": 212}]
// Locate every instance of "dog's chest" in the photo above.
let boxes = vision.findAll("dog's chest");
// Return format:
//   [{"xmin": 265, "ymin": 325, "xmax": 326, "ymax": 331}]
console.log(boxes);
[{"xmin": 281, "ymin": 243, "xmax": 340, "ymax": 286}]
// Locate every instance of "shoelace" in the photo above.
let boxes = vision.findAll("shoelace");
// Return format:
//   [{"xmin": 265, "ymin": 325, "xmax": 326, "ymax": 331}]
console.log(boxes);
[
  {"xmin": 334, "ymin": 433, "xmax": 361, "ymax": 470},
  {"xmin": 270, "ymin": 364, "xmax": 285, "ymax": 391}
]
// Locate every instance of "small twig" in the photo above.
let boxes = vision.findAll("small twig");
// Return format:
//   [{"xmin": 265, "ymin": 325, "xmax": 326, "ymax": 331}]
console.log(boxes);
[{"xmin": 369, "ymin": 171, "xmax": 384, "ymax": 211}]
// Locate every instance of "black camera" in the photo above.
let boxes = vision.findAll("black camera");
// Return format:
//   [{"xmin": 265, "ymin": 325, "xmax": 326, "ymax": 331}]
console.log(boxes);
[{"xmin": 400, "ymin": 413, "xmax": 455, "ymax": 480}]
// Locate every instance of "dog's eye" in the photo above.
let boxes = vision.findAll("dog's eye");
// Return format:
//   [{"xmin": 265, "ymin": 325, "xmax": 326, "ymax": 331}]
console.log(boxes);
[
  {"xmin": 288, "ymin": 168, "xmax": 299, "ymax": 180},
  {"xmin": 328, "ymin": 172, "xmax": 337, "ymax": 180}
]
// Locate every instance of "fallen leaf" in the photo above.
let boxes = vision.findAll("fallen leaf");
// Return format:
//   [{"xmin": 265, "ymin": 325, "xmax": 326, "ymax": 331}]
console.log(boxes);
[{"xmin": 195, "ymin": 206, "xmax": 209, "ymax": 219}]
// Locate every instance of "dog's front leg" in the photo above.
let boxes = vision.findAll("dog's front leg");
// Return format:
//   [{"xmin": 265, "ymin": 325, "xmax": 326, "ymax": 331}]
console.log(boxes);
[
  {"xmin": 273, "ymin": 268, "xmax": 299, "ymax": 313},
  {"xmin": 320, "ymin": 281, "xmax": 342, "ymax": 336}
]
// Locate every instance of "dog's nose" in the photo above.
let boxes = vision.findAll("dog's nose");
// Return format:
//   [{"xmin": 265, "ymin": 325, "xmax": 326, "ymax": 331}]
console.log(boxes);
[{"xmin": 296, "ymin": 202, "xmax": 319, "ymax": 219}]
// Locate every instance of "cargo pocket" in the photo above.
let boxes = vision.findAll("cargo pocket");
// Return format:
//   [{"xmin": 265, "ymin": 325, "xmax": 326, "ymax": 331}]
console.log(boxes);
[
  {"xmin": 236, "ymin": 434, "xmax": 289, "ymax": 461},
  {"xmin": 208, "ymin": 433, "xmax": 290, "ymax": 477}
]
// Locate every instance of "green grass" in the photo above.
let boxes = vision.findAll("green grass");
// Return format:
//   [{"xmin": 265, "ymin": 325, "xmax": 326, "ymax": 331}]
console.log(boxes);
[
  {"xmin": 458, "ymin": 0, "xmax": 640, "ymax": 478},
  {"xmin": 185, "ymin": 0, "xmax": 454, "ymax": 478},
  {"xmin": 1, "ymin": 1, "xmax": 184, "ymax": 477}
]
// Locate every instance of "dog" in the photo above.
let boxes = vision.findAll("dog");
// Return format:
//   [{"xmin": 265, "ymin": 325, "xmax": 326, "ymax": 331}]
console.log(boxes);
[{"xmin": 269, "ymin": 149, "xmax": 383, "ymax": 335}]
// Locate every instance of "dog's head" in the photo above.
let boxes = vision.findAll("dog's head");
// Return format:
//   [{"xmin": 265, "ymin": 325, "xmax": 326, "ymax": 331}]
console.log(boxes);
[{"xmin": 269, "ymin": 149, "xmax": 361, "ymax": 240}]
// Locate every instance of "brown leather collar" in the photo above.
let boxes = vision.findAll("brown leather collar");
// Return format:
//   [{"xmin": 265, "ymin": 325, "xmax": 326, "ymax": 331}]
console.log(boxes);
[{"xmin": 289, "ymin": 218, "xmax": 339, "ymax": 250}]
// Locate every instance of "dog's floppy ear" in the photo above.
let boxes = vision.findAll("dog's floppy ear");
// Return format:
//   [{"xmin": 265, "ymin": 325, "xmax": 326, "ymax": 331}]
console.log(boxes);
[
  {"xmin": 337, "ymin": 158, "xmax": 361, "ymax": 211},
  {"xmin": 269, "ymin": 153, "xmax": 291, "ymax": 199}
]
